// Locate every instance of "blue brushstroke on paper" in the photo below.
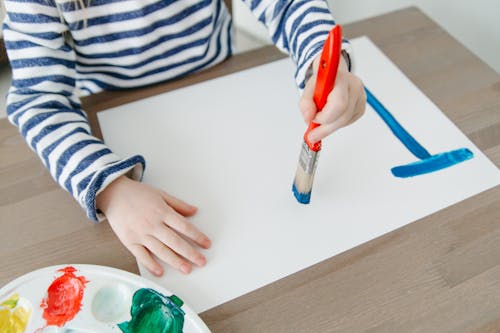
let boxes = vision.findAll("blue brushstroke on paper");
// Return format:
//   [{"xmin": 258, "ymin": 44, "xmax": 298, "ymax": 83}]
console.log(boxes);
[
  {"xmin": 391, "ymin": 148, "xmax": 473, "ymax": 178},
  {"xmin": 365, "ymin": 87, "xmax": 473, "ymax": 177}
]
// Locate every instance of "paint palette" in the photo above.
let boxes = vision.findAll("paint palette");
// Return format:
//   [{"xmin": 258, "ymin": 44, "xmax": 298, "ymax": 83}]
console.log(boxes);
[{"xmin": 0, "ymin": 265, "xmax": 210, "ymax": 333}]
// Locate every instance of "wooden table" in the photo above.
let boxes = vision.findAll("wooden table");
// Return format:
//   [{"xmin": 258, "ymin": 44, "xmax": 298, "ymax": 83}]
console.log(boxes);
[
  {"xmin": 0, "ymin": 38, "xmax": 7, "ymax": 65},
  {"xmin": 1, "ymin": 7, "xmax": 499, "ymax": 332}
]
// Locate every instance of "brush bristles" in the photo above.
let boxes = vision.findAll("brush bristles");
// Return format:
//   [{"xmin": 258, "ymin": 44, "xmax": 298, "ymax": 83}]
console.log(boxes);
[{"xmin": 292, "ymin": 142, "xmax": 320, "ymax": 204}]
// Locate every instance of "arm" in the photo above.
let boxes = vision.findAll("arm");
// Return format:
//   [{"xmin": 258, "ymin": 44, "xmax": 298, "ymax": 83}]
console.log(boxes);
[
  {"xmin": 242, "ymin": 0, "xmax": 366, "ymax": 139},
  {"xmin": 3, "ymin": 0, "xmax": 144, "ymax": 221},
  {"xmin": 241, "ymin": 0, "xmax": 337, "ymax": 88},
  {"xmin": 3, "ymin": 0, "xmax": 210, "ymax": 276}
]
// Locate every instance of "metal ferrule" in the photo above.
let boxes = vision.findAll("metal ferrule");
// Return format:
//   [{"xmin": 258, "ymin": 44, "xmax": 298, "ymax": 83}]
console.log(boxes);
[{"xmin": 298, "ymin": 141, "xmax": 320, "ymax": 175}]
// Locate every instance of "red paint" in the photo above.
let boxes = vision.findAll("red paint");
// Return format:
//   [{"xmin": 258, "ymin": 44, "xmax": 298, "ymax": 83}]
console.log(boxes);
[{"xmin": 40, "ymin": 266, "xmax": 88, "ymax": 327}]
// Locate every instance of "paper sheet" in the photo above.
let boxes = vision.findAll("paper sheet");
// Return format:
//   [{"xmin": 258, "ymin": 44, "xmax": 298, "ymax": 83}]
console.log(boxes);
[{"xmin": 98, "ymin": 37, "xmax": 500, "ymax": 313}]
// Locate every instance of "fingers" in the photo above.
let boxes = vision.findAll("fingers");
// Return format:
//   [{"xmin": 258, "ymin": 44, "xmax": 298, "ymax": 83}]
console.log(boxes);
[
  {"xmin": 161, "ymin": 191, "xmax": 197, "ymax": 217},
  {"xmin": 130, "ymin": 213, "xmax": 210, "ymax": 276},
  {"xmin": 298, "ymin": 51, "xmax": 365, "ymax": 142},
  {"xmin": 149, "ymin": 192, "xmax": 211, "ymax": 275},
  {"xmin": 308, "ymin": 73, "xmax": 365, "ymax": 143},
  {"xmin": 308, "ymin": 107, "xmax": 356, "ymax": 142},
  {"xmin": 345, "ymin": 88, "xmax": 367, "ymax": 127},
  {"xmin": 144, "ymin": 235, "xmax": 193, "ymax": 275},
  {"xmin": 165, "ymin": 214, "xmax": 211, "ymax": 249},
  {"xmin": 160, "ymin": 191, "xmax": 211, "ymax": 249},
  {"xmin": 154, "ymin": 221, "xmax": 207, "ymax": 266},
  {"xmin": 129, "ymin": 243, "xmax": 164, "ymax": 277},
  {"xmin": 312, "ymin": 71, "xmax": 349, "ymax": 125}
]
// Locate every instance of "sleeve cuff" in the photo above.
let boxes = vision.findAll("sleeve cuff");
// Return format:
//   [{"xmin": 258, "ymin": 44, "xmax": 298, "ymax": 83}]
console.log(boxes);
[
  {"xmin": 297, "ymin": 37, "xmax": 355, "ymax": 95},
  {"xmin": 82, "ymin": 155, "xmax": 146, "ymax": 222},
  {"xmin": 341, "ymin": 39, "xmax": 354, "ymax": 73}
]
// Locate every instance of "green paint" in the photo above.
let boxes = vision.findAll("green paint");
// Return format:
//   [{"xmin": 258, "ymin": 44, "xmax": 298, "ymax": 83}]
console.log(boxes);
[
  {"xmin": 118, "ymin": 288, "xmax": 185, "ymax": 333},
  {"xmin": 0, "ymin": 295, "xmax": 18, "ymax": 308}
]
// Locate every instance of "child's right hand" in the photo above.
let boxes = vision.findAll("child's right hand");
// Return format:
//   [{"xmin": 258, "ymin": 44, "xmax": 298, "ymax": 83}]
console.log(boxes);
[{"xmin": 96, "ymin": 175, "xmax": 211, "ymax": 277}]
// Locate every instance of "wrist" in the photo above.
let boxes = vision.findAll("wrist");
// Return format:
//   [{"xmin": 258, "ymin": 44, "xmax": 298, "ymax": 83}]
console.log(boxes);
[
  {"xmin": 96, "ymin": 175, "xmax": 131, "ymax": 214},
  {"xmin": 341, "ymin": 41, "xmax": 354, "ymax": 72},
  {"xmin": 307, "ymin": 51, "xmax": 349, "ymax": 81}
]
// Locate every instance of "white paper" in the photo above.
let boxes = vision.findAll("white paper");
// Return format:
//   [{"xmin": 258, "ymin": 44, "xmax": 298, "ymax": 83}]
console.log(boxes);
[{"xmin": 98, "ymin": 37, "xmax": 500, "ymax": 313}]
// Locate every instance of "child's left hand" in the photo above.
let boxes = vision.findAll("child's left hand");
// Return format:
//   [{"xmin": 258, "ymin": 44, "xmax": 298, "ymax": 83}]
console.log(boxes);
[{"xmin": 299, "ymin": 56, "xmax": 366, "ymax": 143}]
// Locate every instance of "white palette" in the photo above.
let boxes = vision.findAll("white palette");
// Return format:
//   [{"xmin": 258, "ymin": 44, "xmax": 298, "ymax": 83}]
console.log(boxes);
[
  {"xmin": 98, "ymin": 37, "xmax": 500, "ymax": 313},
  {"xmin": 0, "ymin": 265, "xmax": 209, "ymax": 332}
]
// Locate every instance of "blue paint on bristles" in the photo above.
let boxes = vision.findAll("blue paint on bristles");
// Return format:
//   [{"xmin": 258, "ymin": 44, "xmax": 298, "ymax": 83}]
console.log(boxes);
[
  {"xmin": 292, "ymin": 140, "xmax": 319, "ymax": 204},
  {"xmin": 292, "ymin": 183, "xmax": 311, "ymax": 204},
  {"xmin": 365, "ymin": 87, "xmax": 474, "ymax": 178}
]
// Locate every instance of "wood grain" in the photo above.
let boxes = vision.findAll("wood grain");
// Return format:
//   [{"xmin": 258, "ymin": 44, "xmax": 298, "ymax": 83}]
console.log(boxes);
[
  {"xmin": 1, "ymin": 7, "xmax": 499, "ymax": 333},
  {"xmin": 0, "ymin": 37, "xmax": 7, "ymax": 65},
  {"xmin": 0, "ymin": 120, "xmax": 138, "ymax": 284},
  {"xmin": 224, "ymin": 0, "xmax": 232, "ymax": 15}
]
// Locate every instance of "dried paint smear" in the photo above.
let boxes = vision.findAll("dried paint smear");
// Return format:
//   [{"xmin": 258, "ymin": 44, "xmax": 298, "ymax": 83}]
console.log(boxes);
[
  {"xmin": 0, "ymin": 293, "xmax": 32, "ymax": 333},
  {"xmin": 40, "ymin": 266, "xmax": 88, "ymax": 327},
  {"xmin": 118, "ymin": 288, "xmax": 185, "ymax": 333}
]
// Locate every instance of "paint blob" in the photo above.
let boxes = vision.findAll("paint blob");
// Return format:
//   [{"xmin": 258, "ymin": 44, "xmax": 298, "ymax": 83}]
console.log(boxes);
[
  {"xmin": 91, "ymin": 284, "xmax": 130, "ymax": 322},
  {"xmin": 118, "ymin": 288, "xmax": 185, "ymax": 333},
  {"xmin": 40, "ymin": 266, "xmax": 88, "ymax": 327},
  {"xmin": 0, "ymin": 293, "xmax": 32, "ymax": 333}
]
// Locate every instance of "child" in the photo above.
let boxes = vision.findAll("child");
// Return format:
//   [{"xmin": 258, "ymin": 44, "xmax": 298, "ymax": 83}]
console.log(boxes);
[{"xmin": 2, "ymin": 0, "xmax": 366, "ymax": 276}]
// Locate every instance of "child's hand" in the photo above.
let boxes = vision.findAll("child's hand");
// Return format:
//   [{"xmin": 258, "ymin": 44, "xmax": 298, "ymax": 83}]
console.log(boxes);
[
  {"xmin": 299, "ymin": 56, "xmax": 366, "ymax": 143},
  {"xmin": 96, "ymin": 176, "xmax": 211, "ymax": 277}
]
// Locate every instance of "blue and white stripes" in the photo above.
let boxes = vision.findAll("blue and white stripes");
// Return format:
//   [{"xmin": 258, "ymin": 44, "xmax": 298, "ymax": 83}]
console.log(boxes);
[
  {"xmin": 243, "ymin": 0, "xmax": 337, "ymax": 89},
  {"xmin": 3, "ymin": 0, "xmax": 337, "ymax": 221}
]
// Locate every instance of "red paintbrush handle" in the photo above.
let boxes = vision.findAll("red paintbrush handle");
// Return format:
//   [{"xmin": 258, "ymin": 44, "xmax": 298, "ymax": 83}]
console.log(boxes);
[{"xmin": 304, "ymin": 25, "xmax": 343, "ymax": 152}]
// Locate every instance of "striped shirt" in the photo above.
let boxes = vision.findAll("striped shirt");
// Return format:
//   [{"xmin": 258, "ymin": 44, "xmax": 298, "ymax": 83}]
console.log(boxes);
[{"xmin": 3, "ymin": 0, "xmax": 337, "ymax": 221}]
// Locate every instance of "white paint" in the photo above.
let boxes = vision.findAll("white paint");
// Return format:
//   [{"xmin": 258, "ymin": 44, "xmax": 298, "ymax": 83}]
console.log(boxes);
[
  {"xmin": 233, "ymin": 0, "xmax": 500, "ymax": 73},
  {"xmin": 91, "ymin": 284, "xmax": 130, "ymax": 323},
  {"xmin": 98, "ymin": 37, "xmax": 500, "ymax": 313}
]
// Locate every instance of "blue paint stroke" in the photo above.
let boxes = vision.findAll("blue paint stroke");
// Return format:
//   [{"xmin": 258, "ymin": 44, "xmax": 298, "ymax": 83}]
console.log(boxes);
[
  {"xmin": 365, "ymin": 87, "xmax": 431, "ymax": 159},
  {"xmin": 391, "ymin": 148, "xmax": 473, "ymax": 178},
  {"xmin": 365, "ymin": 87, "xmax": 473, "ymax": 178}
]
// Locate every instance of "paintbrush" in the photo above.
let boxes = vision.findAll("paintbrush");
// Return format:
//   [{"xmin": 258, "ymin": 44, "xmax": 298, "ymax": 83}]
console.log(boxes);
[{"xmin": 292, "ymin": 25, "xmax": 343, "ymax": 204}]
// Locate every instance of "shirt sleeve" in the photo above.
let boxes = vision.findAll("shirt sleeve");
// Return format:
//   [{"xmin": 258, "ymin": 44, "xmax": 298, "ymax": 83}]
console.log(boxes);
[
  {"xmin": 241, "ymin": 0, "xmax": 346, "ymax": 90},
  {"xmin": 2, "ymin": 0, "xmax": 145, "ymax": 222}
]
